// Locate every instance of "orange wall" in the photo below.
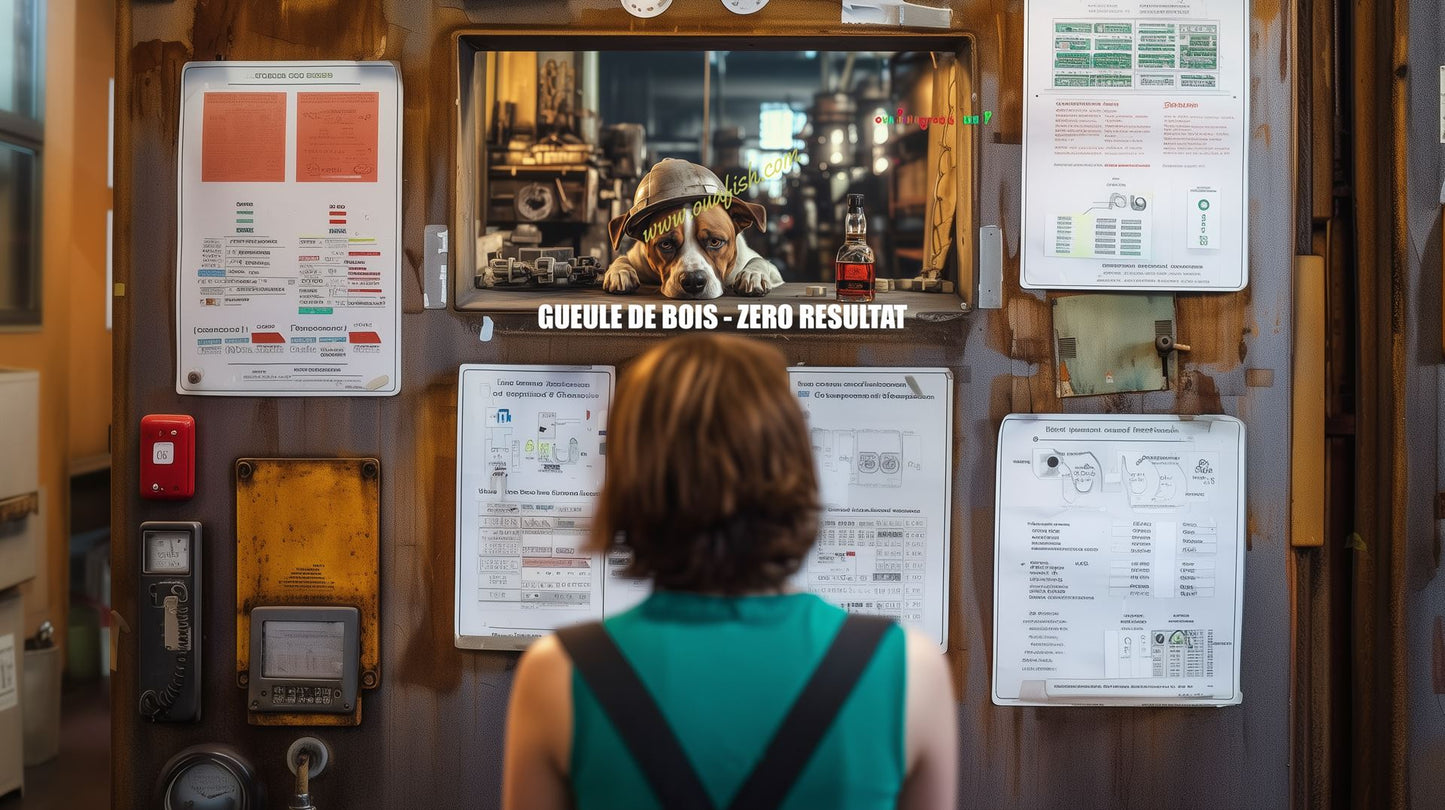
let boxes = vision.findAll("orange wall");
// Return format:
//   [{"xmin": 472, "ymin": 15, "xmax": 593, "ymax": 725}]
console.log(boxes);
[{"xmin": 0, "ymin": 0, "xmax": 115, "ymax": 639}]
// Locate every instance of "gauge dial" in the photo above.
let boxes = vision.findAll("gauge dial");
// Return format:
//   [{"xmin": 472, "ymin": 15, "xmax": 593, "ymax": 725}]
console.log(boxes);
[
  {"xmin": 620, "ymin": 0, "xmax": 673, "ymax": 19},
  {"xmin": 722, "ymin": 0, "xmax": 769, "ymax": 13},
  {"xmin": 168, "ymin": 761, "xmax": 243, "ymax": 809},
  {"xmin": 144, "ymin": 531, "xmax": 191, "ymax": 574},
  {"xmin": 159, "ymin": 746, "xmax": 261, "ymax": 810}
]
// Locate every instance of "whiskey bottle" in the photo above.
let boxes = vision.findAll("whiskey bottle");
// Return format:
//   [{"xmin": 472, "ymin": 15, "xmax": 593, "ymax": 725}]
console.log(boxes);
[{"xmin": 835, "ymin": 193, "xmax": 875, "ymax": 302}]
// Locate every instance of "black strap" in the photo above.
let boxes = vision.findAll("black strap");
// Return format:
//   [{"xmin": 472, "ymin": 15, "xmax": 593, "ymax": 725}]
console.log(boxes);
[
  {"xmin": 725, "ymin": 615, "xmax": 893, "ymax": 810},
  {"xmin": 557, "ymin": 622, "xmax": 715, "ymax": 809},
  {"xmin": 558, "ymin": 613, "xmax": 894, "ymax": 810}
]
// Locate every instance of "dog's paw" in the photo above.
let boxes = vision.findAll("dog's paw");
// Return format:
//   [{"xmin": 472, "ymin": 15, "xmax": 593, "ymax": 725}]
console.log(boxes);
[
  {"xmin": 731, "ymin": 260, "xmax": 782, "ymax": 297},
  {"xmin": 601, "ymin": 263, "xmax": 640, "ymax": 294}
]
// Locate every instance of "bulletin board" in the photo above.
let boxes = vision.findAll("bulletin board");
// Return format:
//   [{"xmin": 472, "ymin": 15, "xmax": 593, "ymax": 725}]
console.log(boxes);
[{"xmin": 174, "ymin": 61, "xmax": 402, "ymax": 396}]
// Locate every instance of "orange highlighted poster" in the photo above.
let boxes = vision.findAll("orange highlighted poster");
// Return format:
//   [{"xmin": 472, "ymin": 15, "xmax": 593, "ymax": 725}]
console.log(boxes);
[
  {"xmin": 296, "ymin": 92, "xmax": 380, "ymax": 182},
  {"xmin": 201, "ymin": 92, "xmax": 286, "ymax": 182}
]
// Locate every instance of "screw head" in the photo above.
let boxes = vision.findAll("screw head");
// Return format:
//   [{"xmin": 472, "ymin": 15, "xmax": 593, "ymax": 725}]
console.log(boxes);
[
  {"xmin": 239, "ymin": 672, "xmax": 249, "ymax": 686},
  {"xmin": 187, "ymin": 371, "xmax": 201, "ymax": 385},
  {"xmin": 237, "ymin": 461, "xmax": 253, "ymax": 480},
  {"xmin": 361, "ymin": 461, "xmax": 379, "ymax": 480},
  {"xmin": 361, "ymin": 670, "xmax": 378, "ymax": 688}
]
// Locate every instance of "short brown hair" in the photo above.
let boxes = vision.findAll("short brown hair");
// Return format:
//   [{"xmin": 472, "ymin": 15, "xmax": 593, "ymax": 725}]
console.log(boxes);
[{"xmin": 591, "ymin": 334, "xmax": 819, "ymax": 593}]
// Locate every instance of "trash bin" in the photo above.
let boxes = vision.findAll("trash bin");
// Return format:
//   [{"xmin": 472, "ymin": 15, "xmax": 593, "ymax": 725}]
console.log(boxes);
[{"xmin": 21, "ymin": 644, "xmax": 59, "ymax": 766}]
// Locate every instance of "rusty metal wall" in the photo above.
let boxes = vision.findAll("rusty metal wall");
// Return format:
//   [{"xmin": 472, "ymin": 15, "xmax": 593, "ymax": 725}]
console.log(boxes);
[{"xmin": 112, "ymin": 1, "xmax": 1296, "ymax": 807}]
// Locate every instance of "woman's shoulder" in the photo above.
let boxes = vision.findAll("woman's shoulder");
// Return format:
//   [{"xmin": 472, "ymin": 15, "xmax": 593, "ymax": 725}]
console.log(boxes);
[{"xmin": 515, "ymin": 634, "xmax": 573, "ymax": 700}]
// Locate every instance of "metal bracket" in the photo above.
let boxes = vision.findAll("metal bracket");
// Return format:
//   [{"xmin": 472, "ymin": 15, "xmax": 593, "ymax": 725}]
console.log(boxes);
[
  {"xmin": 423, "ymin": 225, "xmax": 449, "ymax": 310},
  {"xmin": 977, "ymin": 225, "xmax": 1003, "ymax": 310}
]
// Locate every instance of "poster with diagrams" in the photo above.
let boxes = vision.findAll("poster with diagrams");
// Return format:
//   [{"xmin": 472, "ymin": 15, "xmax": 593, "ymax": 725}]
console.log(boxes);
[
  {"xmin": 1020, "ymin": 0, "xmax": 1248, "ymax": 290},
  {"xmin": 790, "ymin": 368, "xmax": 953, "ymax": 650},
  {"xmin": 454, "ymin": 365, "xmax": 614, "ymax": 649},
  {"xmin": 993, "ymin": 414, "xmax": 1245, "ymax": 706},
  {"xmin": 174, "ymin": 62, "xmax": 401, "ymax": 395}
]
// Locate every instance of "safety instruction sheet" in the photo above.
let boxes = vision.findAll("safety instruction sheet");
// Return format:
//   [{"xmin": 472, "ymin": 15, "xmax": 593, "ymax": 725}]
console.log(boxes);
[
  {"xmin": 790, "ymin": 368, "xmax": 952, "ymax": 649},
  {"xmin": 993, "ymin": 414, "xmax": 1245, "ymax": 706},
  {"xmin": 174, "ymin": 62, "xmax": 401, "ymax": 395},
  {"xmin": 1020, "ymin": 0, "xmax": 1248, "ymax": 291},
  {"xmin": 455, "ymin": 365, "xmax": 614, "ymax": 649}
]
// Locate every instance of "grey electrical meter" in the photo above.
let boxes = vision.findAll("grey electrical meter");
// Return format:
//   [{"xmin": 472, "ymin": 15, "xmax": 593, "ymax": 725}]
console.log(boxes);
[
  {"xmin": 248, "ymin": 605, "xmax": 361, "ymax": 713},
  {"xmin": 138, "ymin": 520, "xmax": 202, "ymax": 722},
  {"xmin": 157, "ymin": 745, "xmax": 263, "ymax": 809}
]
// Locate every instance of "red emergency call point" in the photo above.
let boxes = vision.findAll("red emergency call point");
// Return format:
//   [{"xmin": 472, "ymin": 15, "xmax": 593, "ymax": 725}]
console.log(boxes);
[{"xmin": 140, "ymin": 414, "xmax": 195, "ymax": 500}]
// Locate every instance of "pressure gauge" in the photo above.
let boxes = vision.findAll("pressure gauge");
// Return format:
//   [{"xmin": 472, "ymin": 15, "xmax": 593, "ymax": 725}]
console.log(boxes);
[
  {"xmin": 620, "ymin": 0, "xmax": 672, "ymax": 18},
  {"xmin": 144, "ymin": 530, "xmax": 192, "ymax": 574},
  {"xmin": 721, "ymin": 0, "xmax": 769, "ymax": 13},
  {"xmin": 158, "ymin": 745, "xmax": 263, "ymax": 810}
]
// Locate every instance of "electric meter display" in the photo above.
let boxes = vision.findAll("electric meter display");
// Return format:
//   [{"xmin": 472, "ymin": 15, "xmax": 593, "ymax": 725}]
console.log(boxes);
[{"xmin": 144, "ymin": 530, "xmax": 192, "ymax": 574}]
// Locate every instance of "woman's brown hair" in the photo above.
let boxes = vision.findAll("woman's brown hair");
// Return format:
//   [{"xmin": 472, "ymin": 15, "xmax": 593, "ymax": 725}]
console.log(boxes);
[{"xmin": 591, "ymin": 334, "xmax": 819, "ymax": 593}]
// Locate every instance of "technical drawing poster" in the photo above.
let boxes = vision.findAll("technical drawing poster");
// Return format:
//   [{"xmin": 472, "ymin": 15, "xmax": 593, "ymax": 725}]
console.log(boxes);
[
  {"xmin": 454, "ymin": 365, "xmax": 613, "ymax": 649},
  {"xmin": 175, "ymin": 62, "xmax": 401, "ymax": 395},
  {"xmin": 993, "ymin": 414, "xmax": 1246, "ymax": 706},
  {"xmin": 789, "ymin": 368, "xmax": 953, "ymax": 649},
  {"xmin": 1021, "ymin": 0, "xmax": 1248, "ymax": 290}
]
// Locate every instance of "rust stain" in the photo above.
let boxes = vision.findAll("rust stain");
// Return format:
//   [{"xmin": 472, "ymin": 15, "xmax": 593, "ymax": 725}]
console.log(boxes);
[
  {"xmin": 193, "ymin": 0, "xmax": 390, "ymax": 61},
  {"xmin": 1175, "ymin": 290, "xmax": 1253, "ymax": 371},
  {"xmin": 395, "ymin": 381, "xmax": 466, "ymax": 693},
  {"xmin": 1002, "ymin": 295, "xmax": 1052, "ymax": 364},
  {"xmin": 1254, "ymin": 122, "xmax": 1272, "ymax": 149},
  {"xmin": 1176, "ymin": 370, "xmax": 1224, "ymax": 415},
  {"xmin": 130, "ymin": 40, "xmax": 191, "ymax": 149}
]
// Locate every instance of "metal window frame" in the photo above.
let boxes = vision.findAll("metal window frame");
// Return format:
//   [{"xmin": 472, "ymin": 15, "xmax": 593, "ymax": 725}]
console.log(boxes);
[{"xmin": 0, "ymin": 0, "xmax": 46, "ymax": 328}]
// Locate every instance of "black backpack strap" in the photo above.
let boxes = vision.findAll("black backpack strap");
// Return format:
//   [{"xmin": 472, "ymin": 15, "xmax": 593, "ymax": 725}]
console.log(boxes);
[
  {"xmin": 725, "ymin": 614, "xmax": 895, "ymax": 810},
  {"xmin": 557, "ymin": 622, "xmax": 716, "ymax": 810}
]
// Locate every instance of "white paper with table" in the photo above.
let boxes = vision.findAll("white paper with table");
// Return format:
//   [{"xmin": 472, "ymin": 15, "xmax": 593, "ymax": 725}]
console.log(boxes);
[{"xmin": 993, "ymin": 414, "xmax": 1245, "ymax": 706}]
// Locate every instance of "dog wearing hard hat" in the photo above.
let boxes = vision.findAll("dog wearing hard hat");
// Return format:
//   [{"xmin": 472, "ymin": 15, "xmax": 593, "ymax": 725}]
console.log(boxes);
[{"xmin": 604, "ymin": 159, "xmax": 784, "ymax": 299}]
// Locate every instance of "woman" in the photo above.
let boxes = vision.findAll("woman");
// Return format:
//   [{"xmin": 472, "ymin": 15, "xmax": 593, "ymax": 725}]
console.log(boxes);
[{"xmin": 503, "ymin": 334, "xmax": 957, "ymax": 810}]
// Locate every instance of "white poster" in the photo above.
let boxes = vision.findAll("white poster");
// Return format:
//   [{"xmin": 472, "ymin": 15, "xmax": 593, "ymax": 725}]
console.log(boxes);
[
  {"xmin": 175, "ymin": 61, "xmax": 402, "ymax": 395},
  {"xmin": 1021, "ymin": 1, "xmax": 1248, "ymax": 290},
  {"xmin": 993, "ymin": 414, "xmax": 1245, "ymax": 706},
  {"xmin": 790, "ymin": 368, "xmax": 953, "ymax": 649},
  {"xmin": 454, "ymin": 365, "xmax": 614, "ymax": 649}
]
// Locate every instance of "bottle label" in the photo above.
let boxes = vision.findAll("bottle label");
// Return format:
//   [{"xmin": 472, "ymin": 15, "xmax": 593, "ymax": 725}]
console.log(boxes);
[{"xmin": 836, "ymin": 262, "xmax": 875, "ymax": 292}]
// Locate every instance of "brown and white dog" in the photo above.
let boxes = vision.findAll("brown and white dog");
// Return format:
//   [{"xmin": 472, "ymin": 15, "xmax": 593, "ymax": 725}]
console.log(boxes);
[{"xmin": 603, "ymin": 201, "xmax": 784, "ymax": 299}]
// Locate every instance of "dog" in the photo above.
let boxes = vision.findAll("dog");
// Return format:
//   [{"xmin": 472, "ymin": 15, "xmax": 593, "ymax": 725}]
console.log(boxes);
[{"xmin": 603, "ymin": 199, "xmax": 784, "ymax": 299}]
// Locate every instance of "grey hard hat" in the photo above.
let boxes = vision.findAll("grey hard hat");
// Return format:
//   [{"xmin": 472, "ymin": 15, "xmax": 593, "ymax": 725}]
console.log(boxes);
[{"xmin": 608, "ymin": 158, "xmax": 766, "ymax": 248}]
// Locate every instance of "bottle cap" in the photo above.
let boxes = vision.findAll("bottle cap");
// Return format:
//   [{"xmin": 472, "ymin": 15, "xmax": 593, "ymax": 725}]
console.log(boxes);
[{"xmin": 847, "ymin": 193, "xmax": 864, "ymax": 211}]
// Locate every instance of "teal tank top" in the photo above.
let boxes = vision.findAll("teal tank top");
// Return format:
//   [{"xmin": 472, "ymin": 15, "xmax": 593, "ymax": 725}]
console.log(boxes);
[{"xmin": 569, "ymin": 591, "xmax": 907, "ymax": 810}]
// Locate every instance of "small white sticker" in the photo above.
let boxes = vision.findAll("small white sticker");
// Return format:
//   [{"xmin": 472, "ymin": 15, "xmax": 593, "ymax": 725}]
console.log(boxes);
[
  {"xmin": 152, "ymin": 441, "xmax": 176, "ymax": 465},
  {"xmin": 0, "ymin": 634, "xmax": 17, "ymax": 712}
]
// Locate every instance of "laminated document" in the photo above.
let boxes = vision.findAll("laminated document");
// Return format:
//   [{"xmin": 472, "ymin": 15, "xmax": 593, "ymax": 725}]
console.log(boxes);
[
  {"xmin": 993, "ymin": 414, "xmax": 1245, "ymax": 706},
  {"xmin": 454, "ymin": 365, "xmax": 614, "ymax": 649},
  {"xmin": 175, "ymin": 61, "xmax": 402, "ymax": 395},
  {"xmin": 790, "ymin": 368, "xmax": 953, "ymax": 649},
  {"xmin": 1021, "ymin": 0, "xmax": 1249, "ymax": 290}
]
